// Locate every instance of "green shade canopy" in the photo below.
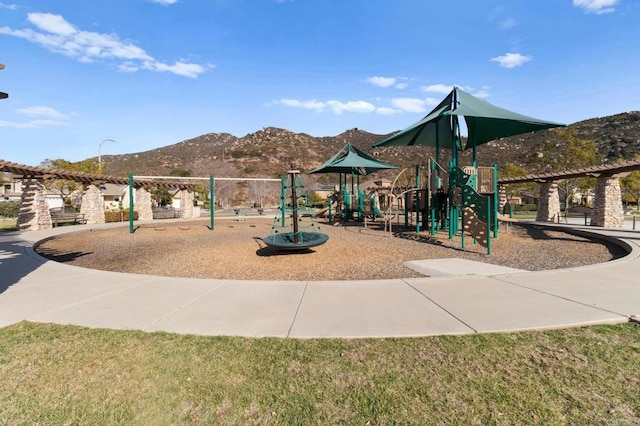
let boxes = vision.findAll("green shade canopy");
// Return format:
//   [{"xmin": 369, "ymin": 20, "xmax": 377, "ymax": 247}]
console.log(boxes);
[
  {"xmin": 373, "ymin": 87, "xmax": 565, "ymax": 151},
  {"xmin": 309, "ymin": 143, "xmax": 398, "ymax": 176}
]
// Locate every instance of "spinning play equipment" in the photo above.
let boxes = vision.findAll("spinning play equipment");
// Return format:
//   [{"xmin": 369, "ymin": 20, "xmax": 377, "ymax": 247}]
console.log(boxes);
[{"xmin": 263, "ymin": 168, "xmax": 328, "ymax": 251}]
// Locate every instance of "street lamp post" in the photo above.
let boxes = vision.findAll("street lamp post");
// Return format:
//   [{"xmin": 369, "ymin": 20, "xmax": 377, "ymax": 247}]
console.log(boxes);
[{"xmin": 98, "ymin": 139, "xmax": 115, "ymax": 174}]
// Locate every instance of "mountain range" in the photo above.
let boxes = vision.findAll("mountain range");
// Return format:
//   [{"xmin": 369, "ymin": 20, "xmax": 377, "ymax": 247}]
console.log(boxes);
[{"xmin": 100, "ymin": 111, "xmax": 640, "ymax": 185}]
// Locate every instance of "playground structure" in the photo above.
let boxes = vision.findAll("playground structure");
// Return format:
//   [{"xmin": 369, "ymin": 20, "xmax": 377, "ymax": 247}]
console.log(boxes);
[
  {"xmin": 263, "ymin": 168, "xmax": 328, "ymax": 251},
  {"xmin": 324, "ymin": 157, "xmax": 499, "ymax": 253}
]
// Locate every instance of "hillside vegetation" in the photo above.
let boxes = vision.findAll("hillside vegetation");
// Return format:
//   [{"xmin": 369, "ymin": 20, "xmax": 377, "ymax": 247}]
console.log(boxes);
[{"xmin": 100, "ymin": 112, "xmax": 640, "ymax": 181}]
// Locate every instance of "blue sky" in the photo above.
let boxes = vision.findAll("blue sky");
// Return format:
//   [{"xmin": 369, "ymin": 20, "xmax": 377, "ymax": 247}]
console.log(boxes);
[{"xmin": 1, "ymin": 0, "xmax": 638, "ymax": 166}]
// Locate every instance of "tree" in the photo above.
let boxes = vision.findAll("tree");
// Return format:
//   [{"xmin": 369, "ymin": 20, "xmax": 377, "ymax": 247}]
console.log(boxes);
[
  {"xmin": 532, "ymin": 128, "xmax": 601, "ymax": 209},
  {"xmin": 39, "ymin": 158, "xmax": 96, "ymax": 207},
  {"xmin": 499, "ymin": 163, "xmax": 537, "ymax": 204},
  {"xmin": 151, "ymin": 187, "xmax": 172, "ymax": 207},
  {"xmin": 249, "ymin": 180, "xmax": 268, "ymax": 209},
  {"xmin": 621, "ymin": 170, "xmax": 640, "ymax": 209}
]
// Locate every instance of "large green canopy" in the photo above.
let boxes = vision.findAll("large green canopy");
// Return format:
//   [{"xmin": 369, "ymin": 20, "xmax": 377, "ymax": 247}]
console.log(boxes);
[
  {"xmin": 373, "ymin": 87, "xmax": 565, "ymax": 152},
  {"xmin": 309, "ymin": 143, "xmax": 398, "ymax": 176}
]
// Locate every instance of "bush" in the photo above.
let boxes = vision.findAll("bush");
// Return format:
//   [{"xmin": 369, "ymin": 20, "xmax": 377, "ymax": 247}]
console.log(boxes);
[
  {"xmin": 513, "ymin": 203, "xmax": 537, "ymax": 212},
  {"xmin": 0, "ymin": 202, "xmax": 20, "ymax": 218},
  {"xmin": 104, "ymin": 210, "xmax": 139, "ymax": 223}
]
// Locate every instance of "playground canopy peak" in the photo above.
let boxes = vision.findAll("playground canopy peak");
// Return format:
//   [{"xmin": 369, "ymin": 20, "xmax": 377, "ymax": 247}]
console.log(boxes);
[
  {"xmin": 373, "ymin": 87, "xmax": 565, "ymax": 152},
  {"xmin": 308, "ymin": 143, "xmax": 398, "ymax": 176}
]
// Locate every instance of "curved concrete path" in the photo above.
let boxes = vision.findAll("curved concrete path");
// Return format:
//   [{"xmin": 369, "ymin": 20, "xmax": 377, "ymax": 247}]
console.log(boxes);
[{"xmin": 0, "ymin": 221, "xmax": 638, "ymax": 338}]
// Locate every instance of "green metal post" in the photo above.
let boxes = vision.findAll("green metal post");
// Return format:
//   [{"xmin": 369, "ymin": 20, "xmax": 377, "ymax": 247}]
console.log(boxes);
[
  {"xmin": 493, "ymin": 163, "xmax": 499, "ymax": 238},
  {"xmin": 430, "ymin": 159, "xmax": 436, "ymax": 235},
  {"xmin": 460, "ymin": 183, "xmax": 465, "ymax": 249},
  {"xmin": 415, "ymin": 165, "xmax": 420, "ymax": 233},
  {"xmin": 487, "ymin": 194, "xmax": 492, "ymax": 255},
  {"xmin": 280, "ymin": 176, "xmax": 286, "ymax": 227},
  {"xmin": 448, "ymin": 162, "xmax": 454, "ymax": 240},
  {"xmin": 128, "ymin": 172, "xmax": 134, "ymax": 234},
  {"xmin": 328, "ymin": 195, "xmax": 333, "ymax": 224},
  {"xmin": 210, "ymin": 175, "xmax": 215, "ymax": 231}
]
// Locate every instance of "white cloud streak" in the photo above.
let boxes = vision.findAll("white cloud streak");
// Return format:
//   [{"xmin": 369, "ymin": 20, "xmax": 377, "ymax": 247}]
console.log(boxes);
[
  {"xmin": 0, "ymin": 105, "xmax": 72, "ymax": 129},
  {"xmin": 151, "ymin": 0, "xmax": 178, "ymax": 4},
  {"xmin": 573, "ymin": 0, "xmax": 618, "ymax": 14},
  {"xmin": 421, "ymin": 84, "xmax": 454, "ymax": 94},
  {"xmin": 16, "ymin": 105, "xmax": 70, "ymax": 120},
  {"xmin": 0, "ymin": 12, "xmax": 206, "ymax": 78},
  {"xmin": 491, "ymin": 52, "xmax": 532, "ymax": 68},
  {"xmin": 0, "ymin": 119, "xmax": 70, "ymax": 129},
  {"xmin": 0, "ymin": 3, "xmax": 18, "ymax": 9},
  {"xmin": 390, "ymin": 98, "xmax": 426, "ymax": 113},
  {"xmin": 366, "ymin": 76, "xmax": 409, "ymax": 89}
]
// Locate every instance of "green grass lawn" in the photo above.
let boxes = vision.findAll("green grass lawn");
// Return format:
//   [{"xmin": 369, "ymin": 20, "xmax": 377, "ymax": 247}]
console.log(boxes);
[
  {"xmin": 0, "ymin": 218, "xmax": 16, "ymax": 232},
  {"xmin": 0, "ymin": 322, "xmax": 638, "ymax": 424}
]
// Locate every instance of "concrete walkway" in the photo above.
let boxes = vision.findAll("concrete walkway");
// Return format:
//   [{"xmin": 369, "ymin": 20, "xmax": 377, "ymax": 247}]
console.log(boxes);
[{"xmin": 1, "ymin": 221, "xmax": 638, "ymax": 338}]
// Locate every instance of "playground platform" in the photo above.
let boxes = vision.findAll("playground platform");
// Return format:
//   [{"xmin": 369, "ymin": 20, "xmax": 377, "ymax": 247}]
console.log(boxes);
[{"xmin": 0, "ymin": 220, "xmax": 638, "ymax": 338}]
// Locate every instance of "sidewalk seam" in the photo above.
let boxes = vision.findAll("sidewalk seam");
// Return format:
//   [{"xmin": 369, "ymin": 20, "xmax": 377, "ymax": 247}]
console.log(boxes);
[
  {"xmin": 401, "ymin": 278, "xmax": 478, "ymax": 333},
  {"xmin": 142, "ymin": 282, "xmax": 225, "ymax": 331},
  {"xmin": 494, "ymin": 277, "xmax": 633, "ymax": 319},
  {"xmin": 286, "ymin": 281, "xmax": 309, "ymax": 338}
]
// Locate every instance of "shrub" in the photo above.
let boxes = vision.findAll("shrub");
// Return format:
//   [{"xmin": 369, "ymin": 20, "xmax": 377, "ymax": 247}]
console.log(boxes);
[
  {"xmin": 104, "ymin": 209, "xmax": 139, "ymax": 223},
  {"xmin": 513, "ymin": 203, "xmax": 537, "ymax": 212},
  {"xmin": 0, "ymin": 202, "xmax": 20, "ymax": 218}
]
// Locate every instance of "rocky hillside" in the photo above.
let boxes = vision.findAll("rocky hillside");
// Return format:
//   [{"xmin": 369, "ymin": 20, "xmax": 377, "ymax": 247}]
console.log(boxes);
[{"xmin": 101, "ymin": 111, "xmax": 640, "ymax": 182}]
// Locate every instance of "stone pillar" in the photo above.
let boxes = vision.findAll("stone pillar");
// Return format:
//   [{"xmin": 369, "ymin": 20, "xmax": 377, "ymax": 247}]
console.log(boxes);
[
  {"xmin": 80, "ymin": 184, "xmax": 105, "ymax": 225},
  {"xmin": 135, "ymin": 187, "xmax": 153, "ymax": 221},
  {"xmin": 179, "ymin": 189, "xmax": 194, "ymax": 219},
  {"xmin": 17, "ymin": 179, "xmax": 52, "ymax": 231},
  {"xmin": 591, "ymin": 176, "xmax": 624, "ymax": 228},
  {"xmin": 536, "ymin": 181, "xmax": 561, "ymax": 222}
]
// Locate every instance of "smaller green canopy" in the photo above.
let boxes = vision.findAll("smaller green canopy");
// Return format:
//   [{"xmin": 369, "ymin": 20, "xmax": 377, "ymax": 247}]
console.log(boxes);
[{"xmin": 309, "ymin": 143, "xmax": 398, "ymax": 176}]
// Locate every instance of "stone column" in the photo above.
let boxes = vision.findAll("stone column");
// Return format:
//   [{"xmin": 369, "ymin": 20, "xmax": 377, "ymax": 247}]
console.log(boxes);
[
  {"xmin": 498, "ymin": 184, "xmax": 508, "ymax": 214},
  {"xmin": 179, "ymin": 189, "xmax": 194, "ymax": 219},
  {"xmin": 80, "ymin": 184, "xmax": 105, "ymax": 225},
  {"xmin": 591, "ymin": 176, "xmax": 624, "ymax": 228},
  {"xmin": 135, "ymin": 187, "xmax": 153, "ymax": 221},
  {"xmin": 17, "ymin": 179, "xmax": 52, "ymax": 231},
  {"xmin": 536, "ymin": 181, "xmax": 561, "ymax": 222}
]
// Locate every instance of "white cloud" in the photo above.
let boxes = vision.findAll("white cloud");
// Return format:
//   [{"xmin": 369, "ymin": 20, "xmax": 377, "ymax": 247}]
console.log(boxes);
[
  {"xmin": 499, "ymin": 18, "xmax": 517, "ymax": 30},
  {"xmin": 278, "ymin": 99, "xmax": 376, "ymax": 114},
  {"xmin": 0, "ymin": 119, "xmax": 70, "ymax": 129},
  {"xmin": 1, "ymin": 105, "xmax": 72, "ymax": 129},
  {"xmin": 326, "ymin": 100, "xmax": 376, "ymax": 114},
  {"xmin": 367, "ymin": 76, "xmax": 397, "ymax": 88},
  {"xmin": 491, "ymin": 52, "xmax": 532, "ymax": 68},
  {"xmin": 279, "ymin": 99, "xmax": 325, "ymax": 112},
  {"xmin": 16, "ymin": 105, "xmax": 70, "ymax": 120},
  {"xmin": 391, "ymin": 98, "xmax": 426, "ymax": 113},
  {"xmin": 366, "ymin": 76, "xmax": 408, "ymax": 89},
  {"xmin": 0, "ymin": 3, "xmax": 18, "ymax": 9},
  {"xmin": 143, "ymin": 60, "xmax": 205, "ymax": 79},
  {"xmin": 0, "ymin": 12, "xmax": 205, "ymax": 78},
  {"xmin": 421, "ymin": 84, "xmax": 454, "ymax": 94},
  {"xmin": 573, "ymin": 0, "xmax": 618, "ymax": 14},
  {"xmin": 151, "ymin": 0, "xmax": 178, "ymax": 4}
]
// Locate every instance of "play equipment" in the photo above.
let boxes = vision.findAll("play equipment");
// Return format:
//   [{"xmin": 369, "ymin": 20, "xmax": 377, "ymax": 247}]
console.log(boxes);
[
  {"xmin": 263, "ymin": 168, "xmax": 328, "ymax": 251},
  {"xmin": 371, "ymin": 158, "xmax": 498, "ymax": 254},
  {"xmin": 309, "ymin": 143, "xmax": 397, "ymax": 223}
]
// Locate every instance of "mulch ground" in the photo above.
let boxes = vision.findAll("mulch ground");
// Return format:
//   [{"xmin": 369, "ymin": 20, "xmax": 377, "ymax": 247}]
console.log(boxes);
[{"xmin": 35, "ymin": 218, "xmax": 628, "ymax": 281}]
